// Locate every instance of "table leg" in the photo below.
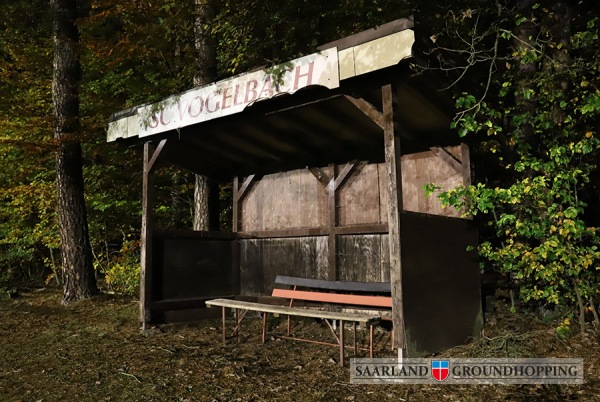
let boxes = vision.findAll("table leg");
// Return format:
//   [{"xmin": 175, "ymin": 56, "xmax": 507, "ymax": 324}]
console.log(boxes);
[
  {"xmin": 339, "ymin": 320, "xmax": 344, "ymax": 366},
  {"xmin": 262, "ymin": 312, "xmax": 267, "ymax": 343},
  {"xmin": 369, "ymin": 324, "xmax": 374, "ymax": 358},
  {"xmin": 221, "ymin": 306, "xmax": 226, "ymax": 346},
  {"xmin": 235, "ymin": 308, "xmax": 240, "ymax": 343},
  {"xmin": 353, "ymin": 322, "xmax": 357, "ymax": 356}
]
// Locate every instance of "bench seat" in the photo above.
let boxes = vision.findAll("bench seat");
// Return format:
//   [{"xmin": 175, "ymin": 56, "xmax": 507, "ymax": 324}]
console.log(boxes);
[
  {"xmin": 206, "ymin": 298, "xmax": 381, "ymax": 324},
  {"xmin": 271, "ymin": 288, "xmax": 392, "ymax": 308},
  {"xmin": 206, "ymin": 297, "xmax": 381, "ymax": 366}
]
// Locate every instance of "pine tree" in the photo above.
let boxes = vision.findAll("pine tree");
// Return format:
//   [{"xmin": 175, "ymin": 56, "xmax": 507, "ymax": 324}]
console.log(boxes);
[{"xmin": 51, "ymin": 0, "xmax": 98, "ymax": 303}]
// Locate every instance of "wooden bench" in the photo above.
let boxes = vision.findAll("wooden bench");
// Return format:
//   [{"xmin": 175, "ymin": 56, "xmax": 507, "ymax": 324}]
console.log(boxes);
[
  {"xmin": 273, "ymin": 275, "xmax": 393, "ymax": 350},
  {"xmin": 205, "ymin": 276, "xmax": 391, "ymax": 366},
  {"xmin": 273, "ymin": 275, "xmax": 392, "ymax": 309}
]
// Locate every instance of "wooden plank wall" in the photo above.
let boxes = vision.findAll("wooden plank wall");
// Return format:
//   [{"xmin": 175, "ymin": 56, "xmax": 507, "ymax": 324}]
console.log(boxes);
[
  {"xmin": 338, "ymin": 163, "xmax": 385, "ymax": 225},
  {"xmin": 241, "ymin": 168, "xmax": 330, "ymax": 231},
  {"xmin": 238, "ymin": 145, "xmax": 467, "ymax": 295},
  {"xmin": 401, "ymin": 146, "xmax": 464, "ymax": 218},
  {"xmin": 240, "ymin": 237, "xmax": 328, "ymax": 296},
  {"xmin": 241, "ymin": 145, "xmax": 465, "ymax": 231},
  {"xmin": 240, "ymin": 235, "xmax": 390, "ymax": 295},
  {"xmin": 337, "ymin": 234, "xmax": 390, "ymax": 282}
]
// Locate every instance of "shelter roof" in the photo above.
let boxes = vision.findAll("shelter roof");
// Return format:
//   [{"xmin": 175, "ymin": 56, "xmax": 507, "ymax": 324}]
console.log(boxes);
[{"xmin": 107, "ymin": 18, "xmax": 455, "ymax": 180}]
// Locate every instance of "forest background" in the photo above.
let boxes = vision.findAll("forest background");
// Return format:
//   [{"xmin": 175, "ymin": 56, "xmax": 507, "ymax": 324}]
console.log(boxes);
[{"xmin": 0, "ymin": 0, "xmax": 599, "ymax": 335}]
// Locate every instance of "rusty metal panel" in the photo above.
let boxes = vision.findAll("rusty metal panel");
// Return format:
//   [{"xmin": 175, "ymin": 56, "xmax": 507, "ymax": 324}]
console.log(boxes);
[{"xmin": 400, "ymin": 212, "xmax": 483, "ymax": 357}]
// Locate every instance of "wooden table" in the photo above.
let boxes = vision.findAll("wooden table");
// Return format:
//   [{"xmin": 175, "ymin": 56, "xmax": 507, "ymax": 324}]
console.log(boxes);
[{"xmin": 205, "ymin": 298, "xmax": 381, "ymax": 366}]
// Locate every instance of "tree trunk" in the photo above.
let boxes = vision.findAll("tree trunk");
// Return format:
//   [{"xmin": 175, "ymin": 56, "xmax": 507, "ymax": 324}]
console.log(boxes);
[
  {"xmin": 514, "ymin": 0, "xmax": 539, "ymax": 149},
  {"xmin": 193, "ymin": 0, "xmax": 216, "ymax": 87},
  {"xmin": 573, "ymin": 280, "xmax": 586, "ymax": 334},
  {"xmin": 546, "ymin": 2, "xmax": 571, "ymax": 125},
  {"xmin": 193, "ymin": 174, "xmax": 211, "ymax": 230},
  {"xmin": 51, "ymin": 0, "xmax": 98, "ymax": 303},
  {"xmin": 192, "ymin": 0, "xmax": 218, "ymax": 231}
]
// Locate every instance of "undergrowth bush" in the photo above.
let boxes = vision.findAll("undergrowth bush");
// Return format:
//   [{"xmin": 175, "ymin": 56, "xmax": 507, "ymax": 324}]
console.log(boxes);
[{"xmin": 101, "ymin": 240, "xmax": 140, "ymax": 296}]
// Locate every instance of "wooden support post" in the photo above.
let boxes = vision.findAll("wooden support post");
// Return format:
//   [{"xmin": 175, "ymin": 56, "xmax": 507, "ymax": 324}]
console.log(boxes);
[
  {"xmin": 382, "ymin": 84, "xmax": 406, "ymax": 353},
  {"xmin": 308, "ymin": 165, "xmax": 337, "ymax": 280},
  {"xmin": 231, "ymin": 175, "xmax": 256, "ymax": 294},
  {"xmin": 334, "ymin": 160, "xmax": 358, "ymax": 191},
  {"xmin": 327, "ymin": 164, "xmax": 337, "ymax": 281},
  {"xmin": 308, "ymin": 162, "xmax": 359, "ymax": 281},
  {"xmin": 140, "ymin": 140, "xmax": 166, "ymax": 330},
  {"xmin": 232, "ymin": 174, "xmax": 256, "ymax": 232},
  {"xmin": 232, "ymin": 177, "xmax": 240, "ymax": 233}
]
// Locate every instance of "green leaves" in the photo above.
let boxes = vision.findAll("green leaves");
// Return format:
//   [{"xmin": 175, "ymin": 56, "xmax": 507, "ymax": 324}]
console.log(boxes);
[
  {"xmin": 579, "ymin": 92, "xmax": 600, "ymax": 115},
  {"xmin": 433, "ymin": 2, "xmax": 600, "ymax": 319},
  {"xmin": 455, "ymin": 93, "xmax": 477, "ymax": 109}
]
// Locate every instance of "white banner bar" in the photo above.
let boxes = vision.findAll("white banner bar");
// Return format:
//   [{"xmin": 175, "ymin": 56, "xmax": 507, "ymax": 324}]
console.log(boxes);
[{"xmin": 136, "ymin": 48, "xmax": 339, "ymax": 137}]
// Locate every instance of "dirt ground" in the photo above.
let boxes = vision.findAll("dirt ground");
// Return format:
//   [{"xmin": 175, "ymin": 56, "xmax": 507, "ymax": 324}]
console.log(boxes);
[{"xmin": 1, "ymin": 287, "xmax": 599, "ymax": 402}]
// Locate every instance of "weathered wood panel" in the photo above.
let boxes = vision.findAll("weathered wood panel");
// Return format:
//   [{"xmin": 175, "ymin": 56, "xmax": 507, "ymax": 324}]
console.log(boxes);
[
  {"xmin": 337, "ymin": 234, "xmax": 390, "ymax": 283},
  {"xmin": 338, "ymin": 163, "xmax": 382, "ymax": 226},
  {"xmin": 240, "ymin": 145, "xmax": 468, "ymax": 232},
  {"xmin": 377, "ymin": 163, "xmax": 389, "ymax": 224},
  {"xmin": 382, "ymin": 82, "xmax": 405, "ymax": 351},
  {"xmin": 400, "ymin": 211, "xmax": 482, "ymax": 356},
  {"xmin": 240, "ymin": 168, "xmax": 329, "ymax": 231},
  {"xmin": 400, "ymin": 146, "xmax": 465, "ymax": 217},
  {"xmin": 239, "ymin": 237, "xmax": 328, "ymax": 296}
]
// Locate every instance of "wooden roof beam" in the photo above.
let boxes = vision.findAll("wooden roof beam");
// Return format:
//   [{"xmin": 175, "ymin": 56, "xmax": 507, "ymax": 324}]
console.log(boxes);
[
  {"xmin": 430, "ymin": 146, "xmax": 462, "ymax": 173},
  {"xmin": 344, "ymin": 95, "xmax": 385, "ymax": 131}
]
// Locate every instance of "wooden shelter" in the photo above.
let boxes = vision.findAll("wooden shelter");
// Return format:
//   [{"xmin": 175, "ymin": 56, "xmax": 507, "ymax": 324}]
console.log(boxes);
[{"xmin": 107, "ymin": 18, "xmax": 483, "ymax": 357}]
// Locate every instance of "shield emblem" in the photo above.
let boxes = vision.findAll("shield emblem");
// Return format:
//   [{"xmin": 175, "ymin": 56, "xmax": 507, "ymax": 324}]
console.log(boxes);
[{"xmin": 432, "ymin": 360, "xmax": 449, "ymax": 381}]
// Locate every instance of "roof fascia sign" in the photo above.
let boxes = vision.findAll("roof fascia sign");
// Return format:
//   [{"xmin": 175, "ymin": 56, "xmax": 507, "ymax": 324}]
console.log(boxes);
[
  {"xmin": 107, "ymin": 48, "xmax": 339, "ymax": 141},
  {"xmin": 339, "ymin": 29, "xmax": 414, "ymax": 80},
  {"xmin": 107, "ymin": 29, "xmax": 414, "ymax": 142}
]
